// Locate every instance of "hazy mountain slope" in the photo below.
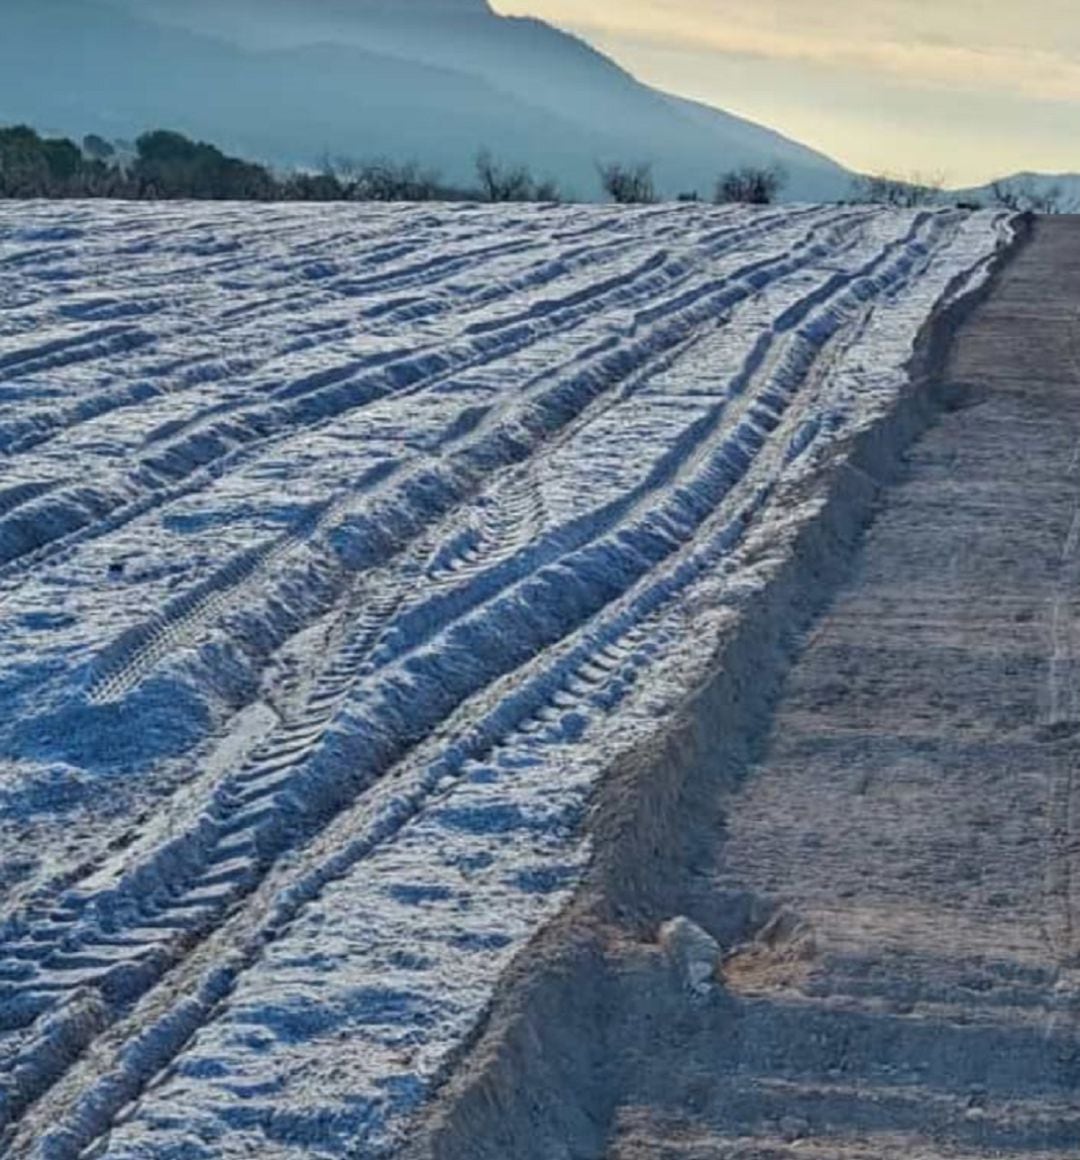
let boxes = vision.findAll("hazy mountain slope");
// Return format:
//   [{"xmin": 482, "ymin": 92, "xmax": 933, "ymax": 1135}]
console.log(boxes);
[
  {"xmin": 3, "ymin": 0, "xmax": 851, "ymax": 199},
  {"xmin": 956, "ymin": 172, "xmax": 1080, "ymax": 211},
  {"xmin": 127, "ymin": 0, "xmax": 851, "ymax": 199},
  {"xmin": 1, "ymin": 0, "xmax": 612, "ymax": 190}
]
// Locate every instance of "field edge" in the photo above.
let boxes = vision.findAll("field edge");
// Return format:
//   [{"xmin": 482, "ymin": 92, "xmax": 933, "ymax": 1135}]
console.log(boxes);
[{"xmin": 397, "ymin": 214, "xmax": 1035, "ymax": 1160}]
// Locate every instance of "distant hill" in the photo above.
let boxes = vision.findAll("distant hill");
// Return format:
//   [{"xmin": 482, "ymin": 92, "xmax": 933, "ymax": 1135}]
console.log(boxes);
[
  {"xmin": 956, "ymin": 172, "xmax": 1080, "ymax": 212},
  {"xmin": 1, "ymin": 0, "xmax": 852, "ymax": 201}
]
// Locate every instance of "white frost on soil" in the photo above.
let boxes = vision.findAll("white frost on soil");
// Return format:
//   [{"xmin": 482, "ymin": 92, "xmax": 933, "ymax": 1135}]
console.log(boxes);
[{"xmin": 0, "ymin": 202, "xmax": 1013, "ymax": 1158}]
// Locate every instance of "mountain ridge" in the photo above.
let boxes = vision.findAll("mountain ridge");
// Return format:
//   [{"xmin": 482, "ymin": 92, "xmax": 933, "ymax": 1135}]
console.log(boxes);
[{"xmin": 2, "ymin": 0, "xmax": 851, "ymax": 201}]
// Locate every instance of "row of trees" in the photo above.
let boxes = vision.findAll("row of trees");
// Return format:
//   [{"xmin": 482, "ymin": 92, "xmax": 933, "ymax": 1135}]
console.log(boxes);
[
  {"xmin": 851, "ymin": 170, "xmax": 1074, "ymax": 213},
  {"xmin": 0, "ymin": 126, "xmax": 472, "ymax": 202},
  {"xmin": 3, "ymin": 125, "xmax": 1072, "ymax": 210},
  {"xmin": 596, "ymin": 161, "xmax": 786, "ymax": 205},
  {"xmin": 0, "ymin": 124, "xmax": 790, "ymax": 206}
]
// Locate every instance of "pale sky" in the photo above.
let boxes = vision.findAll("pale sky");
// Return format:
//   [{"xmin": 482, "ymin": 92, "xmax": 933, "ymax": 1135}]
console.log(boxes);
[{"xmin": 492, "ymin": 0, "xmax": 1080, "ymax": 186}]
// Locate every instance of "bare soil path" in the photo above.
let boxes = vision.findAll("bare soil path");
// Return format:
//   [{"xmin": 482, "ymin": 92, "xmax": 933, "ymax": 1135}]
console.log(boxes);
[{"xmin": 604, "ymin": 217, "xmax": 1080, "ymax": 1156}]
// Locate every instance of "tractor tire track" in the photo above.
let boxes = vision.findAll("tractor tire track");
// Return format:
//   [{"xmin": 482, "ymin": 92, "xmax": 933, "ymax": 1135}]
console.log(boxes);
[
  {"xmin": 70, "ymin": 210, "xmax": 874, "ymax": 706},
  {"xmin": 0, "ymin": 204, "xmax": 1016, "ymax": 1158},
  {"xmin": 0, "ymin": 210, "xmax": 841, "ymax": 591},
  {"xmin": 0, "ymin": 210, "xmax": 962, "ymax": 1150}
]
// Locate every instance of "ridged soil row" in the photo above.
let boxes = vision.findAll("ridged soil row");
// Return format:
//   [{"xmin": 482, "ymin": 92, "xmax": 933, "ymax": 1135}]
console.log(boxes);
[
  {"xmin": 0, "ymin": 209, "xmax": 843, "ymax": 600},
  {"xmin": 81, "ymin": 212, "xmax": 872, "ymax": 700},
  {"xmin": 390, "ymin": 216, "xmax": 1028, "ymax": 1160},
  {"xmin": 0, "ymin": 212, "xmax": 987, "ymax": 1159}
]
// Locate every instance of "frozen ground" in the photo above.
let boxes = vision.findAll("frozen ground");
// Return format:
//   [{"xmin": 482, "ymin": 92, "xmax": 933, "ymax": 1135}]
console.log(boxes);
[
  {"xmin": 596, "ymin": 213, "xmax": 1080, "ymax": 1159},
  {"xmin": 0, "ymin": 201, "xmax": 1014, "ymax": 1157}
]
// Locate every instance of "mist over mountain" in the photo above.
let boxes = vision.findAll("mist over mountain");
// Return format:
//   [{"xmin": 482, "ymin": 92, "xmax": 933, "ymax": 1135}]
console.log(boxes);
[{"xmin": 2, "ymin": 0, "xmax": 852, "ymax": 200}]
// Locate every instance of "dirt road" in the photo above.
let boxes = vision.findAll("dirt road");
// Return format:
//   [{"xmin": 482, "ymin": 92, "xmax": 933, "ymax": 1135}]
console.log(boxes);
[{"xmin": 608, "ymin": 215, "xmax": 1080, "ymax": 1156}]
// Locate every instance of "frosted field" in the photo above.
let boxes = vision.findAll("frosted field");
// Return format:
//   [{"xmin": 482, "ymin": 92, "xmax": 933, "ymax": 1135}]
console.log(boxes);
[{"xmin": 0, "ymin": 201, "xmax": 1014, "ymax": 1157}]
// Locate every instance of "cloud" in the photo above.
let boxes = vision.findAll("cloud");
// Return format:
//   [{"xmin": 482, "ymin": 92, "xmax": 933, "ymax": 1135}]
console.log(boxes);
[
  {"xmin": 494, "ymin": 0, "xmax": 1080, "ymax": 102},
  {"xmin": 492, "ymin": 0, "xmax": 1080, "ymax": 184}
]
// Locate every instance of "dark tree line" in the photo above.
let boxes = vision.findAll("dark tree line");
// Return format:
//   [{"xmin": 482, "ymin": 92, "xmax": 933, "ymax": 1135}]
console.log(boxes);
[
  {"xmin": 9, "ymin": 124, "xmax": 1071, "ymax": 211},
  {"xmin": 0, "ymin": 126, "xmax": 479, "ymax": 202},
  {"xmin": 0, "ymin": 126, "xmax": 563, "ymax": 203},
  {"xmin": 0, "ymin": 126, "xmax": 127, "ymax": 198},
  {"xmin": 1, "ymin": 123, "xmax": 797, "ymax": 206},
  {"xmin": 0, "ymin": 126, "xmax": 297, "ymax": 200}
]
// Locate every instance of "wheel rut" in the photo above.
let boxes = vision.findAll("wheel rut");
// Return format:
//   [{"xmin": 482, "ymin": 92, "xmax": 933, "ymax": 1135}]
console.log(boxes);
[
  {"xmin": 405, "ymin": 216, "xmax": 1080, "ymax": 1160},
  {"xmin": 0, "ymin": 203, "xmax": 1016, "ymax": 1158}
]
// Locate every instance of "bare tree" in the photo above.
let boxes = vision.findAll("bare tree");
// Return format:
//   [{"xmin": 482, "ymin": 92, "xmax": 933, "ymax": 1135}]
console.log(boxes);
[
  {"xmin": 532, "ymin": 176, "xmax": 563, "ymax": 204},
  {"xmin": 715, "ymin": 166, "xmax": 785, "ymax": 206},
  {"xmin": 852, "ymin": 171, "xmax": 944, "ymax": 208},
  {"xmin": 475, "ymin": 149, "xmax": 535, "ymax": 202},
  {"xmin": 314, "ymin": 155, "xmax": 452, "ymax": 201},
  {"xmin": 989, "ymin": 178, "xmax": 1067, "ymax": 214},
  {"xmin": 354, "ymin": 160, "xmax": 444, "ymax": 201},
  {"xmin": 1028, "ymin": 187, "xmax": 1063, "ymax": 213},
  {"xmin": 597, "ymin": 161, "xmax": 656, "ymax": 205},
  {"xmin": 988, "ymin": 181, "xmax": 1023, "ymax": 212},
  {"xmin": 317, "ymin": 153, "xmax": 354, "ymax": 193},
  {"xmin": 282, "ymin": 171, "xmax": 347, "ymax": 201}
]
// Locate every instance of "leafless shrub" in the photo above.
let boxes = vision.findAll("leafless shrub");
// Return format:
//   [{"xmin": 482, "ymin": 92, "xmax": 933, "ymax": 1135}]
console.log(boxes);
[
  {"xmin": 532, "ymin": 177, "xmax": 563, "ymax": 204},
  {"xmin": 714, "ymin": 165, "xmax": 786, "ymax": 205},
  {"xmin": 316, "ymin": 155, "xmax": 460, "ymax": 201},
  {"xmin": 353, "ymin": 160, "xmax": 444, "ymax": 201},
  {"xmin": 989, "ymin": 179, "xmax": 1067, "ymax": 214},
  {"xmin": 851, "ymin": 171, "xmax": 944, "ymax": 208},
  {"xmin": 597, "ymin": 161, "xmax": 657, "ymax": 205},
  {"xmin": 475, "ymin": 149, "xmax": 536, "ymax": 202}
]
